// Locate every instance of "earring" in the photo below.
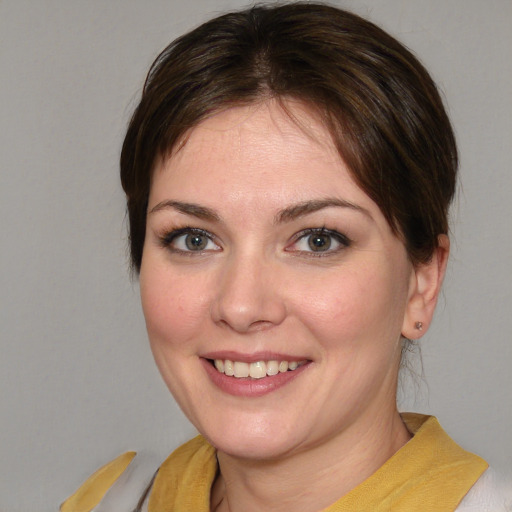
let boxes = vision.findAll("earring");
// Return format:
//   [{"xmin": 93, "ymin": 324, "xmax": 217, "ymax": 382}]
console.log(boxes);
[{"xmin": 414, "ymin": 321, "xmax": 423, "ymax": 331}]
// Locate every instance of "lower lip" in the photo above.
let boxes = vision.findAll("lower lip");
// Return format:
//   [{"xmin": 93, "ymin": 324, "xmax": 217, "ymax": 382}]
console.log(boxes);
[{"xmin": 201, "ymin": 359, "xmax": 310, "ymax": 397}]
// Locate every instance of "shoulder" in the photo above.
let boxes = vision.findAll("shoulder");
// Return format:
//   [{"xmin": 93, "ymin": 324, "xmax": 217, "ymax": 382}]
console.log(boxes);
[
  {"xmin": 59, "ymin": 451, "xmax": 160, "ymax": 512},
  {"xmin": 456, "ymin": 467, "xmax": 512, "ymax": 512},
  {"xmin": 59, "ymin": 436, "xmax": 214, "ymax": 512}
]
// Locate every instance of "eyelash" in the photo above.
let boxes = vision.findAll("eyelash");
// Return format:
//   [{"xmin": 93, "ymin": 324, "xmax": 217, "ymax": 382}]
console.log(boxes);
[
  {"xmin": 158, "ymin": 227, "xmax": 220, "ymax": 255},
  {"xmin": 157, "ymin": 226, "xmax": 351, "ymax": 256},
  {"xmin": 286, "ymin": 228, "xmax": 351, "ymax": 257}
]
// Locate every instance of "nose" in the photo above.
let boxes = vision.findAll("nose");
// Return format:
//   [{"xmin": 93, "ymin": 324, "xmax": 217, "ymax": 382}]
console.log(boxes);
[{"xmin": 210, "ymin": 251, "xmax": 287, "ymax": 333}]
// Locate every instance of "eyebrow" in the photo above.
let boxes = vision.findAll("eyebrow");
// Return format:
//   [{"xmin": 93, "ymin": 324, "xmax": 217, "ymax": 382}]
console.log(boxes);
[
  {"xmin": 148, "ymin": 197, "xmax": 370, "ymax": 224},
  {"xmin": 148, "ymin": 200, "xmax": 221, "ymax": 221},
  {"xmin": 274, "ymin": 198, "xmax": 371, "ymax": 224}
]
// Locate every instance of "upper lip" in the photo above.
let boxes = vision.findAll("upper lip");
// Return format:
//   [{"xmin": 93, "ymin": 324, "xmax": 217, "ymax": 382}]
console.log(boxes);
[{"xmin": 201, "ymin": 350, "xmax": 310, "ymax": 363}]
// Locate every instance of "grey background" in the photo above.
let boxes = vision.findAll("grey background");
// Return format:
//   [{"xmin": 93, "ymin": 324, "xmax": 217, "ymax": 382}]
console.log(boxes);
[{"xmin": 1, "ymin": 1, "xmax": 511, "ymax": 511}]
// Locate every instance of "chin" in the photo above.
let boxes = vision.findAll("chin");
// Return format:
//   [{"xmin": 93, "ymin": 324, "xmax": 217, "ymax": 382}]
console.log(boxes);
[{"xmin": 196, "ymin": 412, "xmax": 305, "ymax": 461}]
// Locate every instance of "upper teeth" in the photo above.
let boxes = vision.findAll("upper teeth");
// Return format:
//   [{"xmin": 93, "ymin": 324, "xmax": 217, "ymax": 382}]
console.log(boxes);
[{"xmin": 214, "ymin": 359, "xmax": 301, "ymax": 379}]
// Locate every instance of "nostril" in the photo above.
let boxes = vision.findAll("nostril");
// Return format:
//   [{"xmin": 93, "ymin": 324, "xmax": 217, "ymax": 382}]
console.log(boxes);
[{"xmin": 248, "ymin": 320, "xmax": 275, "ymax": 332}]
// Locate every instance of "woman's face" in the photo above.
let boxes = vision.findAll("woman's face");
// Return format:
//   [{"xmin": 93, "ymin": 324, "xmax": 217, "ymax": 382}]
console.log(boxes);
[{"xmin": 140, "ymin": 101, "xmax": 417, "ymax": 460}]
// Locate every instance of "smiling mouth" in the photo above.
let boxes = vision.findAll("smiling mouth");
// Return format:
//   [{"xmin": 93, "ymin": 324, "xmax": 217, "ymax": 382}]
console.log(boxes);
[{"xmin": 210, "ymin": 359, "xmax": 308, "ymax": 379}]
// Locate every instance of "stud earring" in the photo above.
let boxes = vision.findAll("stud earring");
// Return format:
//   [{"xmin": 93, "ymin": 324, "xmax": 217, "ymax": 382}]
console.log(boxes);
[{"xmin": 414, "ymin": 321, "xmax": 423, "ymax": 331}]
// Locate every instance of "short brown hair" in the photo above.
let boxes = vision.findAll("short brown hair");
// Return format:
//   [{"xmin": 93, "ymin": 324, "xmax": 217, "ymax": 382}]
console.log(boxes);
[{"xmin": 120, "ymin": 2, "xmax": 457, "ymax": 272}]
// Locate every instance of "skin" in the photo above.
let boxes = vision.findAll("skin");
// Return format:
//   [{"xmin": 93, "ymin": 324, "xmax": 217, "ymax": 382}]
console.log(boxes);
[{"xmin": 139, "ymin": 100, "xmax": 448, "ymax": 511}]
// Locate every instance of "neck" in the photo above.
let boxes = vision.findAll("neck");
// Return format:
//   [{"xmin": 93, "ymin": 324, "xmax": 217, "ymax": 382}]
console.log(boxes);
[{"xmin": 211, "ymin": 407, "xmax": 411, "ymax": 512}]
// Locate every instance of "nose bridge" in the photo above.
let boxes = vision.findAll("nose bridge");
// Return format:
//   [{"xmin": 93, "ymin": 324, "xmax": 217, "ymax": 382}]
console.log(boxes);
[{"xmin": 211, "ymin": 245, "xmax": 286, "ymax": 332}]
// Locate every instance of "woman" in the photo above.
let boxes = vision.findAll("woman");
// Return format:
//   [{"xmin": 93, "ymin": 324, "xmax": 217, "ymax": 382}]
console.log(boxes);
[{"xmin": 61, "ymin": 3, "xmax": 510, "ymax": 511}]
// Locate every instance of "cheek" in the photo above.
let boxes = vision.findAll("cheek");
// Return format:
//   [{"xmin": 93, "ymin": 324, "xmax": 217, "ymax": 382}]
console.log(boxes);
[
  {"xmin": 291, "ymin": 263, "xmax": 409, "ymax": 348},
  {"xmin": 139, "ymin": 264, "xmax": 211, "ymax": 349}
]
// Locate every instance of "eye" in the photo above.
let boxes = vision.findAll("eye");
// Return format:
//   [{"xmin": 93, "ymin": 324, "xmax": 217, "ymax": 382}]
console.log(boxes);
[
  {"xmin": 288, "ymin": 228, "xmax": 350, "ymax": 254},
  {"xmin": 160, "ymin": 228, "xmax": 220, "ymax": 253}
]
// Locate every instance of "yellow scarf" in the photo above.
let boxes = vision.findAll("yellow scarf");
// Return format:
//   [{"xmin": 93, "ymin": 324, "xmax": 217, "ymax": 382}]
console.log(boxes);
[{"xmin": 61, "ymin": 413, "xmax": 487, "ymax": 512}]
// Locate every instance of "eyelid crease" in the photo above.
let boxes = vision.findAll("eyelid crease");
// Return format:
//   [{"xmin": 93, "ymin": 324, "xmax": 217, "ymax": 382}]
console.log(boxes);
[{"xmin": 293, "ymin": 227, "xmax": 350, "ymax": 242}]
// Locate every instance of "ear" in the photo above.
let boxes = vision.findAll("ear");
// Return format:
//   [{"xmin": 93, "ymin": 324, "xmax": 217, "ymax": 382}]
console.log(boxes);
[{"xmin": 401, "ymin": 235, "xmax": 450, "ymax": 340}]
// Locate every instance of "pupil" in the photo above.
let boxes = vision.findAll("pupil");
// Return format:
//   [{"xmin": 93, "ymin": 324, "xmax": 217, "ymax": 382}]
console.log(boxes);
[
  {"xmin": 309, "ymin": 234, "xmax": 331, "ymax": 251},
  {"xmin": 186, "ymin": 234, "xmax": 207, "ymax": 250}
]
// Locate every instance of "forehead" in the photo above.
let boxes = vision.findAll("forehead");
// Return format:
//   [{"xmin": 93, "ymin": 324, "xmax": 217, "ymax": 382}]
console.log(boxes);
[
  {"xmin": 177, "ymin": 100, "xmax": 336, "ymax": 158},
  {"xmin": 154, "ymin": 101, "xmax": 344, "ymax": 184}
]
